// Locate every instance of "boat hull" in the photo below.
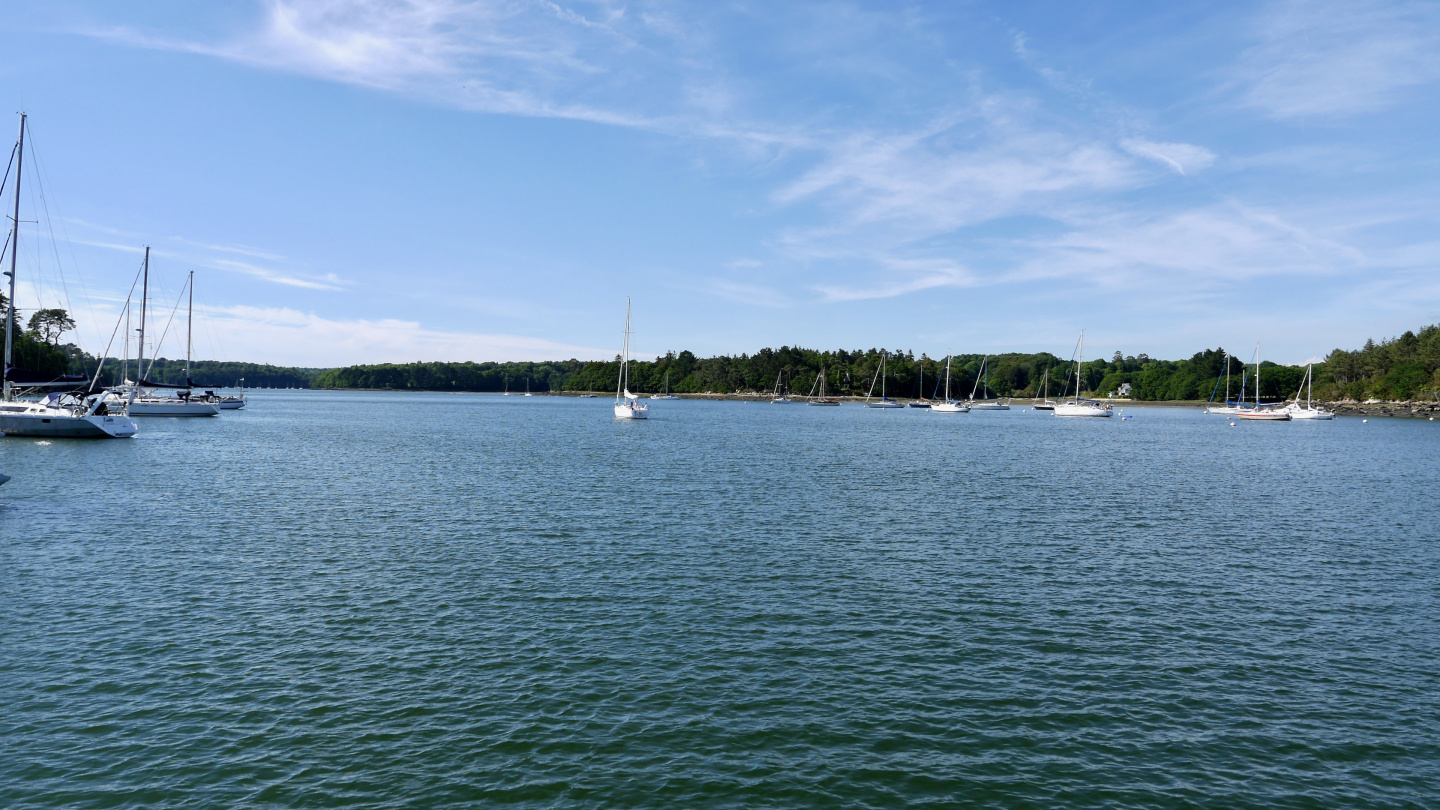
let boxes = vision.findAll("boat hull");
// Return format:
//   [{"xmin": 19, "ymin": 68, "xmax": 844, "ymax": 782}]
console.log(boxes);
[
  {"xmin": 614, "ymin": 402, "xmax": 649, "ymax": 419},
  {"xmin": 0, "ymin": 412, "xmax": 138, "ymax": 438},
  {"xmin": 808, "ymin": 399, "xmax": 840, "ymax": 406},
  {"xmin": 1236, "ymin": 411, "xmax": 1291, "ymax": 421},
  {"xmin": 218, "ymin": 399, "xmax": 245, "ymax": 409},
  {"xmin": 864, "ymin": 401, "xmax": 905, "ymax": 409},
  {"xmin": 128, "ymin": 400, "xmax": 221, "ymax": 417},
  {"xmin": 1054, "ymin": 403, "xmax": 1113, "ymax": 417},
  {"xmin": 968, "ymin": 402, "xmax": 1010, "ymax": 410},
  {"xmin": 931, "ymin": 402, "xmax": 969, "ymax": 413}
]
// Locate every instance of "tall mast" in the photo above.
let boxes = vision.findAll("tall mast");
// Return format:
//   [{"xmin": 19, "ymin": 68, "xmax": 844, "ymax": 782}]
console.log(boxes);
[
  {"xmin": 1076, "ymin": 330, "xmax": 1085, "ymax": 403},
  {"xmin": 3, "ymin": 113, "xmax": 24, "ymax": 402},
  {"xmin": 137, "ymin": 247, "xmax": 149, "ymax": 386},
  {"xmin": 185, "ymin": 270, "xmax": 194, "ymax": 388}
]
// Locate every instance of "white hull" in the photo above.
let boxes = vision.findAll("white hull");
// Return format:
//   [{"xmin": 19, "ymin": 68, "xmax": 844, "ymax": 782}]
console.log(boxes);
[
  {"xmin": 864, "ymin": 400, "xmax": 904, "ymax": 409},
  {"xmin": 614, "ymin": 401, "xmax": 649, "ymax": 419},
  {"xmin": 931, "ymin": 401, "xmax": 969, "ymax": 413},
  {"xmin": 127, "ymin": 399, "xmax": 221, "ymax": 417},
  {"xmin": 1205, "ymin": 406, "xmax": 1244, "ymax": 415},
  {"xmin": 218, "ymin": 398, "xmax": 245, "ymax": 410},
  {"xmin": 0, "ymin": 410, "xmax": 138, "ymax": 438},
  {"xmin": 968, "ymin": 402, "xmax": 1010, "ymax": 410},
  {"xmin": 1236, "ymin": 410, "xmax": 1291, "ymax": 421},
  {"xmin": 650, "ymin": 395, "xmax": 678, "ymax": 400},
  {"xmin": 808, "ymin": 399, "xmax": 840, "ymax": 406},
  {"xmin": 1288, "ymin": 407, "xmax": 1334, "ymax": 420},
  {"xmin": 1054, "ymin": 402, "xmax": 1113, "ymax": 417},
  {"xmin": 771, "ymin": 397, "xmax": 794, "ymax": 404}
]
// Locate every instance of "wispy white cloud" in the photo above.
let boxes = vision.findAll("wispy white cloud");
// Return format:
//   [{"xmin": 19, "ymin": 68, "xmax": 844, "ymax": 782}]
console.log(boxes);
[
  {"xmin": 1120, "ymin": 138, "xmax": 1215, "ymax": 175},
  {"xmin": 1234, "ymin": 0, "xmax": 1440, "ymax": 118},
  {"xmin": 195, "ymin": 304, "xmax": 613, "ymax": 365}
]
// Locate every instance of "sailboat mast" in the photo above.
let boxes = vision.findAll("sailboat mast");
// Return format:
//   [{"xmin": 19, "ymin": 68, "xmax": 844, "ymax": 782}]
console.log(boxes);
[
  {"xmin": 137, "ymin": 247, "xmax": 149, "ymax": 385},
  {"xmin": 185, "ymin": 270, "xmax": 194, "ymax": 388},
  {"xmin": 1075, "ymin": 330, "xmax": 1085, "ymax": 403},
  {"xmin": 3, "ymin": 113, "xmax": 24, "ymax": 402}
]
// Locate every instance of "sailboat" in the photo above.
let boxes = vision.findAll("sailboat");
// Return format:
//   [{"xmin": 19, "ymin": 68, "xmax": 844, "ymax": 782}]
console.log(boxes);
[
  {"xmin": 1032, "ymin": 368, "xmax": 1056, "ymax": 410},
  {"xmin": 613, "ymin": 298, "xmax": 649, "ymax": 420},
  {"xmin": 808, "ymin": 367, "xmax": 839, "ymax": 405},
  {"xmin": 1235, "ymin": 343, "xmax": 1290, "ymax": 421},
  {"xmin": 1203, "ymin": 352, "xmax": 1247, "ymax": 415},
  {"xmin": 217, "ymin": 378, "xmax": 246, "ymax": 409},
  {"xmin": 909, "ymin": 360, "xmax": 930, "ymax": 407},
  {"xmin": 524, "ymin": 378, "xmax": 533, "ymax": 397},
  {"xmin": 650, "ymin": 371, "xmax": 678, "ymax": 400},
  {"xmin": 1054, "ymin": 330, "xmax": 1113, "ymax": 417},
  {"xmin": 0, "ymin": 114, "xmax": 138, "ymax": 439},
  {"xmin": 864, "ymin": 351, "xmax": 904, "ymax": 408},
  {"xmin": 503, "ymin": 380, "xmax": 511, "ymax": 396},
  {"xmin": 1284, "ymin": 363, "xmax": 1334, "ymax": 420},
  {"xmin": 966, "ymin": 356, "xmax": 1010, "ymax": 410},
  {"xmin": 771, "ymin": 371, "xmax": 793, "ymax": 403},
  {"xmin": 115, "ymin": 267, "xmax": 221, "ymax": 416},
  {"xmin": 931, "ymin": 352, "xmax": 969, "ymax": 413}
]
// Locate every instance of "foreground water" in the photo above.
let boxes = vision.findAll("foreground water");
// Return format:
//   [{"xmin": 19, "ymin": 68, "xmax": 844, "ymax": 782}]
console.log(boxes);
[{"xmin": 2, "ymin": 392, "xmax": 1438, "ymax": 808}]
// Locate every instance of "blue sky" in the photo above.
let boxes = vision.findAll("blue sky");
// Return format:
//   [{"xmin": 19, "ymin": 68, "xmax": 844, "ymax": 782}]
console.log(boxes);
[{"xmin": 1, "ymin": 0, "xmax": 1437, "ymax": 366}]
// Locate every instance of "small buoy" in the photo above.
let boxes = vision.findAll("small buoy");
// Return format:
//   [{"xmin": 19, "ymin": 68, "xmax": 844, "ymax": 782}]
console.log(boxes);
[
  {"xmin": 1362, "ymin": 419, "xmax": 1368, "ymax": 423},
  {"xmin": 1229, "ymin": 422, "xmax": 1236, "ymax": 427}
]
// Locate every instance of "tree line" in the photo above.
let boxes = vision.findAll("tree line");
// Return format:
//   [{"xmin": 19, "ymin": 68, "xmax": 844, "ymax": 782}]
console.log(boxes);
[
  {"xmin": 310, "ymin": 321, "xmax": 1440, "ymax": 403},
  {"xmin": 9, "ymin": 295, "xmax": 1438, "ymax": 403}
]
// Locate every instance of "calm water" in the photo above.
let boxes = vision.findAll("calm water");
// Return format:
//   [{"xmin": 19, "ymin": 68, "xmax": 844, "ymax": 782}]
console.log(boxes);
[{"xmin": 2, "ymin": 392, "xmax": 1438, "ymax": 808}]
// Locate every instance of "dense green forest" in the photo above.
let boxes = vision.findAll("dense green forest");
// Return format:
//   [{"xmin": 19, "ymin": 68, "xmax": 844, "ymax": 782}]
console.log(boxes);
[{"xmin": 311, "ymin": 322, "xmax": 1440, "ymax": 403}]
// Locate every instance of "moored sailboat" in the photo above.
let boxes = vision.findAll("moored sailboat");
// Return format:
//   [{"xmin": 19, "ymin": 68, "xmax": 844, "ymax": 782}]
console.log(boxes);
[
  {"xmin": 650, "ymin": 371, "xmax": 678, "ymax": 399},
  {"xmin": 930, "ymin": 351, "xmax": 969, "ymax": 413},
  {"xmin": 613, "ymin": 298, "xmax": 649, "ymax": 419},
  {"xmin": 0, "ymin": 113, "xmax": 138, "ymax": 439},
  {"xmin": 807, "ymin": 367, "xmax": 839, "ymax": 405},
  {"xmin": 863, "ymin": 351, "xmax": 904, "ymax": 408},
  {"xmin": 1234, "ymin": 343, "xmax": 1290, "ymax": 421},
  {"xmin": 966, "ymin": 356, "xmax": 1010, "ymax": 410},
  {"xmin": 1054, "ymin": 330, "xmax": 1113, "ymax": 417},
  {"xmin": 1284, "ymin": 363, "xmax": 1334, "ymax": 420}
]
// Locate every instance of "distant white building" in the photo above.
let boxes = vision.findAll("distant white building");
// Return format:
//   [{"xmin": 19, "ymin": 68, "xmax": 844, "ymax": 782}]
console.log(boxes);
[{"xmin": 1116, "ymin": 382, "xmax": 1132, "ymax": 397}]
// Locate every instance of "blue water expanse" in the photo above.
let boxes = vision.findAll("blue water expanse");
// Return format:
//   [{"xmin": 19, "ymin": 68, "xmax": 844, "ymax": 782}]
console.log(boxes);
[{"xmin": 2, "ymin": 391, "xmax": 1438, "ymax": 808}]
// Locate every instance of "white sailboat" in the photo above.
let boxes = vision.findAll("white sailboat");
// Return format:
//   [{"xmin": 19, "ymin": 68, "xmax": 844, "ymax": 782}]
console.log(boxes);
[
  {"xmin": 1054, "ymin": 330, "xmax": 1113, "ymax": 417},
  {"xmin": 910, "ymin": 360, "xmax": 930, "ymax": 408},
  {"xmin": 864, "ymin": 351, "xmax": 904, "ymax": 408},
  {"xmin": 110, "ymin": 265, "xmax": 220, "ymax": 416},
  {"xmin": 808, "ymin": 367, "xmax": 839, "ymax": 405},
  {"xmin": 0, "ymin": 114, "xmax": 138, "ymax": 439},
  {"xmin": 524, "ymin": 378, "xmax": 533, "ymax": 397},
  {"xmin": 1285, "ymin": 363, "xmax": 1334, "ymax": 420},
  {"xmin": 1235, "ymin": 343, "xmax": 1291, "ymax": 421},
  {"xmin": 930, "ymin": 352, "xmax": 969, "ymax": 413},
  {"xmin": 613, "ymin": 298, "xmax": 649, "ymax": 420},
  {"xmin": 650, "ymin": 371, "xmax": 678, "ymax": 399},
  {"xmin": 966, "ymin": 356, "xmax": 1010, "ymax": 410},
  {"xmin": 1032, "ymin": 367, "xmax": 1056, "ymax": 410},
  {"xmin": 1203, "ymin": 352, "xmax": 1246, "ymax": 415}
]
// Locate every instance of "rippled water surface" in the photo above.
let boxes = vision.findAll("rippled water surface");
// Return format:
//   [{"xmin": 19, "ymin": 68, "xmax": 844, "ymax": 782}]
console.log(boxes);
[{"xmin": 3, "ymin": 391, "xmax": 1438, "ymax": 808}]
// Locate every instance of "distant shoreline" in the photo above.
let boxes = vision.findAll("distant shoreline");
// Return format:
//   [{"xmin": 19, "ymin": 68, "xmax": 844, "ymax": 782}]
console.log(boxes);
[{"xmin": 308, "ymin": 389, "xmax": 1440, "ymax": 418}]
